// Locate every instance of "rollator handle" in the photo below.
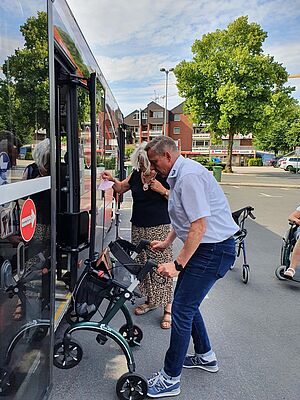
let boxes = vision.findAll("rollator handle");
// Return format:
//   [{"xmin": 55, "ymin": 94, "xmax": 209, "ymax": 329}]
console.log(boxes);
[
  {"xmin": 137, "ymin": 259, "xmax": 157, "ymax": 282},
  {"xmin": 135, "ymin": 239, "xmax": 150, "ymax": 253}
]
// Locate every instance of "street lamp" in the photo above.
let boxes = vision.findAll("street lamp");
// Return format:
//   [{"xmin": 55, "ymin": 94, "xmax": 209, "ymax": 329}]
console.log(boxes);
[{"xmin": 160, "ymin": 67, "xmax": 174, "ymax": 136}]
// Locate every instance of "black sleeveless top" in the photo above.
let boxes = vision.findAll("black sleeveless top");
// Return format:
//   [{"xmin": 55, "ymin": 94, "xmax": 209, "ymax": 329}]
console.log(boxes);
[{"xmin": 128, "ymin": 170, "xmax": 170, "ymax": 228}]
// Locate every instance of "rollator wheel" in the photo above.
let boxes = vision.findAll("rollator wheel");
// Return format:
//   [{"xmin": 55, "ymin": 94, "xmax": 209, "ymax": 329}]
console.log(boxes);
[
  {"xmin": 242, "ymin": 264, "xmax": 250, "ymax": 284},
  {"xmin": 0, "ymin": 368, "xmax": 15, "ymax": 396},
  {"xmin": 275, "ymin": 265, "xmax": 287, "ymax": 281},
  {"xmin": 53, "ymin": 339, "xmax": 83, "ymax": 369},
  {"xmin": 119, "ymin": 324, "xmax": 143, "ymax": 347},
  {"xmin": 116, "ymin": 372, "xmax": 148, "ymax": 400}
]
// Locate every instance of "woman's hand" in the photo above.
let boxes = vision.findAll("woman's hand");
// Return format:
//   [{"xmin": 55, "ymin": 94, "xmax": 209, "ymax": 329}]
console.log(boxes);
[
  {"xmin": 150, "ymin": 179, "xmax": 167, "ymax": 196},
  {"xmin": 101, "ymin": 170, "xmax": 114, "ymax": 181},
  {"xmin": 150, "ymin": 240, "xmax": 168, "ymax": 251}
]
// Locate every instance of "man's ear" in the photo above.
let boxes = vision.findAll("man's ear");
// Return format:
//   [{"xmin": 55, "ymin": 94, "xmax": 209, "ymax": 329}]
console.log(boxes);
[{"xmin": 164, "ymin": 151, "xmax": 172, "ymax": 161}]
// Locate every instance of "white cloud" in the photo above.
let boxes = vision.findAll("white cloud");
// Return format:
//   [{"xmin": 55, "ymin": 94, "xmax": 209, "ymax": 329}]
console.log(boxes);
[
  {"xmin": 67, "ymin": 0, "xmax": 299, "ymax": 47},
  {"xmin": 66, "ymin": 0, "xmax": 300, "ymax": 112},
  {"xmin": 96, "ymin": 53, "xmax": 178, "ymax": 82},
  {"xmin": 264, "ymin": 42, "xmax": 300, "ymax": 75}
]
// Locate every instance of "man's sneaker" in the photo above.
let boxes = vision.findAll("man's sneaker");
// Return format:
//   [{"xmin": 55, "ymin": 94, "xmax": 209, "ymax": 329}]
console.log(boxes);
[
  {"xmin": 183, "ymin": 354, "xmax": 219, "ymax": 372},
  {"xmin": 147, "ymin": 371, "xmax": 181, "ymax": 398}
]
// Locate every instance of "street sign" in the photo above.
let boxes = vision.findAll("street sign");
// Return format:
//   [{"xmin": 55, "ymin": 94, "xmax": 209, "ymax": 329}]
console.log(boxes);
[{"xmin": 20, "ymin": 198, "xmax": 36, "ymax": 242}]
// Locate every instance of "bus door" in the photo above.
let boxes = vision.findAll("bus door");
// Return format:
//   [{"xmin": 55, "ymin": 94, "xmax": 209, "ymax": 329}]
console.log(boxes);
[
  {"xmin": 0, "ymin": 2, "xmax": 54, "ymax": 399},
  {"xmin": 55, "ymin": 55, "xmax": 98, "ymax": 292}
]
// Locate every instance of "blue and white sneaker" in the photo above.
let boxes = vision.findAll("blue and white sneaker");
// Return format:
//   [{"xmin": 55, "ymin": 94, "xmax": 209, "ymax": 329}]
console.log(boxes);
[
  {"xmin": 147, "ymin": 371, "xmax": 181, "ymax": 398},
  {"xmin": 183, "ymin": 354, "xmax": 219, "ymax": 372}
]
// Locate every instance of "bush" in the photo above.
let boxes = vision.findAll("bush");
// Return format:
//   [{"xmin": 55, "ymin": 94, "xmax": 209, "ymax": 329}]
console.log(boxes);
[
  {"xmin": 248, "ymin": 158, "xmax": 263, "ymax": 166},
  {"xmin": 125, "ymin": 145, "xmax": 135, "ymax": 159},
  {"xmin": 190, "ymin": 156, "xmax": 209, "ymax": 165},
  {"xmin": 103, "ymin": 157, "xmax": 116, "ymax": 170},
  {"xmin": 25, "ymin": 151, "xmax": 33, "ymax": 160}
]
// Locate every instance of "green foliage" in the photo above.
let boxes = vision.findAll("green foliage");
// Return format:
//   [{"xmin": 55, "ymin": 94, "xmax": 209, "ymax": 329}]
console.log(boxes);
[
  {"xmin": 125, "ymin": 144, "xmax": 135, "ymax": 158},
  {"xmin": 175, "ymin": 16, "xmax": 294, "ymax": 171},
  {"xmin": 0, "ymin": 11, "xmax": 49, "ymax": 144},
  {"xmin": 103, "ymin": 157, "xmax": 116, "ymax": 170},
  {"xmin": 190, "ymin": 156, "xmax": 209, "ymax": 164},
  {"xmin": 253, "ymin": 96, "xmax": 299, "ymax": 154},
  {"xmin": 25, "ymin": 151, "xmax": 33, "ymax": 160},
  {"xmin": 248, "ymin": 158, "xmax": 263, "ymax": 166}
]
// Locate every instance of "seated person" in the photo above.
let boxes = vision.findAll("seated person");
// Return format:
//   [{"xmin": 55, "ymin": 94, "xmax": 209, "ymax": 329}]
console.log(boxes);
[{"xmin": 284, "ymin": 205, "xmax": 300, "ymax": 279}]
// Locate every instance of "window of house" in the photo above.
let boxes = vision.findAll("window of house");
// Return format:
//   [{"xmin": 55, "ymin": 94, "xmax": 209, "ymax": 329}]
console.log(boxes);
[
  {"xmin": 153, "ymin": 111, "xmax": 164, "ymax": 118},
  {"xmin": 132, "ymin": 112, "xmax": 139, "ymax": 120},
  {"xmin": 142, "ymin": 112, "xmax": 147, "ymax": 119},
  {"xmin": 174, "ymin": 114, "xmax": 180, "ymax": 121},
  {"xmin": 151, "ymin": 124, "xmax": 162, "ymax": 131},
  {"xmin": 193, "ymin": 140, "xmax": 209, "ymax": 147},
  {"xmin": 173, "ymin": 127, "xmax": 180, "ymax": 134}
]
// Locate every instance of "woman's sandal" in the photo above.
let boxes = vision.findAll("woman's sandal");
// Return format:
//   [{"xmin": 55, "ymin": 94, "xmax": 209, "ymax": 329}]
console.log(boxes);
[
  {"xmin": 134, "ymin": 303, "xmax": 157, "ymax": 315},
  {"xmin": 161, "ymin": 311, "xmax": 172, "ymax": 329},
  {"xmin": 283, "ymin": 267, "xmax": 296, "ymax": 280}
]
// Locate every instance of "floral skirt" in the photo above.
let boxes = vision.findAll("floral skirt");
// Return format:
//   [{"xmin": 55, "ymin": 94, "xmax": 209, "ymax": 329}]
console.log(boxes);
[{"xmin": 131, "ymin": 224, "xmax": 173, "ymax": 307}]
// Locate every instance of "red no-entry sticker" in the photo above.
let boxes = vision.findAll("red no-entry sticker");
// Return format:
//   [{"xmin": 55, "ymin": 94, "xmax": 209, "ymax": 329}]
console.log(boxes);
[{"xmin": 20, "ymin": 198, "xmax": 36, "ymax": 242}]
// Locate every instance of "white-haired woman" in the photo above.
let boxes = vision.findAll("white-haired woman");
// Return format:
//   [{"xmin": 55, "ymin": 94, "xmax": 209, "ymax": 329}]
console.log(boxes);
[{"xmin": 102, "ymin": 142, "xmax": 173, "ymax": 329}]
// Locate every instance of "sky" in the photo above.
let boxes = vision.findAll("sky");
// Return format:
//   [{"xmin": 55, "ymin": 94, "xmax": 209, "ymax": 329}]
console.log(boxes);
[{"xmin": 67, "ymin": 0, "xmax": 300, "ymax": 117}]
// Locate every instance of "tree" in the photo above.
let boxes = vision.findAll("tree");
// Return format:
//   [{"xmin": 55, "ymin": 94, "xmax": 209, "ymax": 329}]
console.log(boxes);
[
  {"xmin": 0, "ymin": 11, "xmax": 49, "ymax": 144},
  {"xmin": 285, "ymin": 106, "xmax": 300, "ymax": 150},
  {"xmin": 175, "ymin": 16, "xmax": 295, "ymax": 172},
  {"xmin": 253, "ymin": 95, "xmax": 299, "ymax": 155}
]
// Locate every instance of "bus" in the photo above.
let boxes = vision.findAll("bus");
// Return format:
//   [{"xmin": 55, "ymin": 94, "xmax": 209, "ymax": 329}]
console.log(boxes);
[{"xmin": 0, "ymin": 1, "xmax": 125, "ymax": 399}]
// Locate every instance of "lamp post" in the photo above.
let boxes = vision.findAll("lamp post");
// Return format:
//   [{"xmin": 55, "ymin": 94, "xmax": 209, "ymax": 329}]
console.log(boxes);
[{"xmin": 160, "ymin": 67, "xmax": 173, "ymax": 136}]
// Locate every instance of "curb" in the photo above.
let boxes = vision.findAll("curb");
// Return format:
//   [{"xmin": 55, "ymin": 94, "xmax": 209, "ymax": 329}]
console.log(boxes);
[{"xmin": 219, "ymin": 182, "xmax": 299, "ymax": 188}]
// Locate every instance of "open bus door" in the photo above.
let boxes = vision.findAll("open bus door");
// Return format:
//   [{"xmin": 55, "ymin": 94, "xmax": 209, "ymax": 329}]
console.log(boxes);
[{"xmin": 0, "ymin": 2, "xmax": 54, "ymax": 398}]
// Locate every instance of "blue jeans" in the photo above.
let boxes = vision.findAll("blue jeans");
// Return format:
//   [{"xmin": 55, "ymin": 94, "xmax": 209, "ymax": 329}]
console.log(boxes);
[{"xmin": 164, "ymin": 237, "xmax": 236, "ymax": 377}]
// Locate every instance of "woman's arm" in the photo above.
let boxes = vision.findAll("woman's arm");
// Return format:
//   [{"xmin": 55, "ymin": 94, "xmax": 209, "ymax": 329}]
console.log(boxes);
[
  {"xmin": 288, "ymin": 210, "xmax": 300, "ymax": 225},
  {"xmin": 101, "ymin": 170, "xmax": 131, "ymax": 194}
]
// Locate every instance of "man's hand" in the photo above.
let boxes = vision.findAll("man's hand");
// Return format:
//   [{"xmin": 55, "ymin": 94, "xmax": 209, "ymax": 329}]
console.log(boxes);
[
  {"xmin": 150, "ymin": 240, "xmax": 168, "ymax": 251},
  {"xmin": 157, "ymin": 262, "xmax": 179, "ymax": 278},
  {"xmin": 149, "ymin": 179, "xmax": 166, "ymax": 195}
]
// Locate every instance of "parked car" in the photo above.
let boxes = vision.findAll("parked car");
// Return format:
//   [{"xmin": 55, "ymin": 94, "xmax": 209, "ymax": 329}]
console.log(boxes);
[{"xmin": 280, "ymin": 156, "xmax": 300, "ymax": 171}]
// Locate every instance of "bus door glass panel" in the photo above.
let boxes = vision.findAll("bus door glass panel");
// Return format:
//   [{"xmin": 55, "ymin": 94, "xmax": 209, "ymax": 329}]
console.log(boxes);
[
  {"xmin": 78, "ymin": 86, "xmax": 92, "ymax": 219},
  {"xmin": 0, "ymin": 2, "xmax": 52, "ymax": 399}
]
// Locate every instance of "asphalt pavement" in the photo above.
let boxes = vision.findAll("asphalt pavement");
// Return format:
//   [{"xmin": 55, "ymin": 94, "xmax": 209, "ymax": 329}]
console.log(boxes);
[{"xmin": 50, "ymin": 167, "xmax": 300, "ymax": 400}]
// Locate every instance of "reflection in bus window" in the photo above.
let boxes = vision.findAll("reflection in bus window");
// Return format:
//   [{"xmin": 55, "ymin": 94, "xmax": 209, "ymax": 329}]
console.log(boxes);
[{"xmin": 0, "ymin": 11, "xmax": 49, "ymax": 184}]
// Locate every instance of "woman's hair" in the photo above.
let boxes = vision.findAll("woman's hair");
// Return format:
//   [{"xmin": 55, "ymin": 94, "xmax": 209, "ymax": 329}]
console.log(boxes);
[
  {"xmin": 130, "ymin": 142, "xmax": 151, "ymax": 174},
  {"xmin": 33, "ymin": 138, "xmax": 50, "ymax": 176}
]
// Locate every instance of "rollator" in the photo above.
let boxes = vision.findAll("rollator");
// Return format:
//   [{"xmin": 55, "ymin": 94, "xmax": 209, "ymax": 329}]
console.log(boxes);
[
  {"xmin": 53, "ymin": 238, "xmax": 156, "ymax": 400},
  {"xmin": 231, "ymin": 206, "xmax": 256, "ymax": 284}
]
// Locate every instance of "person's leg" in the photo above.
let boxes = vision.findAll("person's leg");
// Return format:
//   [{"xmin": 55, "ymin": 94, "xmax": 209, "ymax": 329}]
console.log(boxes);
[
  {"xmin": 284, "ymin": 237, "xmax": 300, "ymax": 278},
  {"xmin": 147, "ymin": 239, "xmax": 235, "ymax": 398},
  {"xmin": 163, "ymin": 260, "xmax": 217, "ymax": 377}
]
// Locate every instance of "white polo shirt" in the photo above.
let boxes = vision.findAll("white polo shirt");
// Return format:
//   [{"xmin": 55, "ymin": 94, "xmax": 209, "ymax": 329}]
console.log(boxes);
[{"xmin": 167, "ymin": 156, "xmax": 239, "ymax": 243}]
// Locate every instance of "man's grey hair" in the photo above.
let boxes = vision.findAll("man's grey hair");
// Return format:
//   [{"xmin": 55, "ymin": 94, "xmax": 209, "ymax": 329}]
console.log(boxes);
[
  {"xmin": 33, "ymin": 138, "xmax": 50, "ymax": 175},
  {"xmin": 130, "ymin": 142, "xmax": 151, "ymax": 174},
  {"xmin": 145, "ymin": 136, "xmax": 178, "ymax": 156}
]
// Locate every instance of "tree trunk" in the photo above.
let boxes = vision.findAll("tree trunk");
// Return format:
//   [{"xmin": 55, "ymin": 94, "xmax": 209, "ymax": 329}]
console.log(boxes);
[{"xmin": 225, "ymin": 131, "xmax": 234, "ymax": 173}]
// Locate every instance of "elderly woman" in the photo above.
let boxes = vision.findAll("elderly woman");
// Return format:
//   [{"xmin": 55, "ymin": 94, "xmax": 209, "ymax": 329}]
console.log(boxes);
[{"xmin": 102, "ymin": 142, "xmax": 173, "ymax": 329}]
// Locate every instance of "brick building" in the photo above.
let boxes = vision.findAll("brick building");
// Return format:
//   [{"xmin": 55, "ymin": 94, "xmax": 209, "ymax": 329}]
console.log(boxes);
[{"xmin": 124, "ymin": 101, "xmax": 256, "ymax": 165}]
